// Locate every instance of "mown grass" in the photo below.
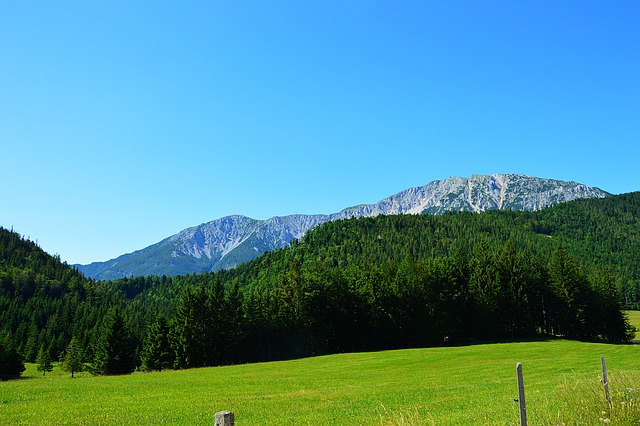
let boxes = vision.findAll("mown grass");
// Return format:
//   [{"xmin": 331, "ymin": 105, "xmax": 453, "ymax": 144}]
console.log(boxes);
[{"xmin": 1, "ymin": 339, "xmax": 638, "ymax": 425}]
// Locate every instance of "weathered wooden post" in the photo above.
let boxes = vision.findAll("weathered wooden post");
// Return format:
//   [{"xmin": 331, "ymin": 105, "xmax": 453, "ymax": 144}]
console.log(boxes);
[
  {"xmin": 215, "ymin": 410, "xmax": 234, "ymax": 426},
  {"xmin": 601, "ymin": 356, "xmax": 611, "ymax": 406},
  {"xmin": 516, "ymin": 362, "xmax": 527, "ymax": 426}
]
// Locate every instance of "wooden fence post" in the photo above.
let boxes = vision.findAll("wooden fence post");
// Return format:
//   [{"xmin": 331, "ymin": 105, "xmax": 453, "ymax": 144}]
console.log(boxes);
[
  {"xmin": 601, "ymin": 356, "xmax": 611, "ymax": 406},
  {"xmin": 215, "ymin": 410, "xmax": 234, "ymax": 426},
  {"xmin": 516, "ymin": 362, "xmax": 527, "ymax": 426}
]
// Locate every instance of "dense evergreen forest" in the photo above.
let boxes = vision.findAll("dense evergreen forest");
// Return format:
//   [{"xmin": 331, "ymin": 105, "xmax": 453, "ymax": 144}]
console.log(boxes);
[
  {"xmin": 1, "ymin": 192, "xmax": 639, "ymax": 378},
  {"xmin": 0, "ymin": 229, "xmax": 148, "ymax": 378}
]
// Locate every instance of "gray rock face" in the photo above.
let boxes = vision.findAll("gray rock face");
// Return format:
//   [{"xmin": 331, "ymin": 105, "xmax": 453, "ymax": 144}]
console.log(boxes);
[
  {"xmin": 337, "ymin": 174, "xmax": 608, "ymax": 217},
  {"xmin": 77, "ymin": 174, "xmax": 609, "ymax": 280}
]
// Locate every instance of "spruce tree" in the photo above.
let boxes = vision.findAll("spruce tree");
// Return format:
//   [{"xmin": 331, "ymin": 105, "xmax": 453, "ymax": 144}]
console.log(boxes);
[
  {"xmin": 92, "ymin": 307, "xmax": 136, "ymax": 375},
  {"xmin": 0, "ymin": 335, "xmax": 25, "ymax": 381},
  {"xmin": 36, "ymin": 344, "xmax": 53, "ymax": 376},
  {"xmin": 591, "ymin": 268, "xmax": 635, "ymax": 342},
  {"xmin": 61, "ymin": 336, "xmax": 83, "ymax": 378},
  {"xmin": 171, "ymin": 286, "xmax": 211, "ymax": 369},
  {"xmin": 141, "ymin": 316, "xmax": 173, "ymax": 371},
  {"xmin": 549, "ymin": 245, "xmax": 590, "ymax": 338}
]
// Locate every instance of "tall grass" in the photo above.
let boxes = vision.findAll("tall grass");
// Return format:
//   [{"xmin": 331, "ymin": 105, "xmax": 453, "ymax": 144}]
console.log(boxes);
[
  {"xmin": 1, "ymin": 339, "xmax": 638, "ymax": 425},
  {"xmin": 524, "ymin": 369, "xmax": 639, "ymax": 425}
]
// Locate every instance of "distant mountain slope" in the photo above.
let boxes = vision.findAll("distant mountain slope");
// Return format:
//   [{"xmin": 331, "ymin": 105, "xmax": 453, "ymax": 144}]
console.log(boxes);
[{"xmin": 77, "ymin": 174, "xmax": 610, "ymax": 280}]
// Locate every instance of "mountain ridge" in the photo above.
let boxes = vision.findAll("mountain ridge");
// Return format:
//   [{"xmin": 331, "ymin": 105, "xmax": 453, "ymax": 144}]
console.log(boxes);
[{"xmin": 77, "ymin": 173, "xmax": 610, "ymax": 280}]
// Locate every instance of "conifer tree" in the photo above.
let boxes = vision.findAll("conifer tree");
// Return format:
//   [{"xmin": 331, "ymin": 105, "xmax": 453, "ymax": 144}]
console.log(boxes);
[
  {"xmin": 0, "ymin": 335, "xmax": 25, "ymax": 381},
  {"xmin": 171, "ymin": 286, "xmax": 211, "ymax": 368},
  {"xmin": 92, "ymin": 307, "xmax": 136, "ymax": 375},
  {"xmin": 591, "ymin": 268, "xmax": 635, "ymax": 342},
  {"xmin": 36, "ymin": 344, "xmax": 53, "ymax": 376},
  {"xmin": 549, "ymin": 245, "xmax": 590, "ymax": 337},
  {"xmin": 23, "ymin": 323, "xmax": 40, "ymax": 363},
  {"xmin": 224, "ymin": 282, "xmax": 246, "ymax": 363},
  {"xmin": 141, "ymin": 316, "xmax": 173, "ymax": 371},
  {"xmin": 61, "ymin": 336, "xmax": 83, "ymax": 378}
]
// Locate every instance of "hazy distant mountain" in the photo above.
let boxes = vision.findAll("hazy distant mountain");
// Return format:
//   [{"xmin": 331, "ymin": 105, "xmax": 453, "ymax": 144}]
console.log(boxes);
[{"xmin": 77, "ymin": 174, "xmax": 610, "ymax": 280}]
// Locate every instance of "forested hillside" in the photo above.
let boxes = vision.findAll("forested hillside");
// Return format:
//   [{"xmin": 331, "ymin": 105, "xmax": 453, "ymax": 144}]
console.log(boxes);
[
  {"xmin": 1, "ymin": 228, "xmax": 110, "ymax": 359},
  {"xmin": 528, "ymin": 191, "xmax": 640, "ymax": 306},
  {"xmin": 0, "ymin": 228, "xmax": 152, "ymax": 379},
  {"xmin": 1, "ymin": 192, "xmax": 638, "ymax": 378},
  {"xmin": 115, "ymin": 192, "xmax": 640, "ymax": 314}
]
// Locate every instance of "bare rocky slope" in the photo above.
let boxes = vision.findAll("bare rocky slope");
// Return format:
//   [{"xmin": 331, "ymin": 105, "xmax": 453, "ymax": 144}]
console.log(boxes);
[{"xmin": 77, "ymin": 174, "xmax": 610, "ymax": 280}]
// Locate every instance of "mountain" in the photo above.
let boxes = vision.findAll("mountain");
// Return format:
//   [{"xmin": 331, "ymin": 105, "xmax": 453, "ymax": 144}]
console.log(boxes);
[{"xmin": 77, "ymin": 173, "xmax": 610, "ymax": 280}]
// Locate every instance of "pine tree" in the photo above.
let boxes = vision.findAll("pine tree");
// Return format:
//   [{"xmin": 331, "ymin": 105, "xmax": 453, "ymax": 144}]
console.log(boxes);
[
  {"xmin": 61, "ymin": 336, "xmax": 83, "ymax": 378},
  {"xmin": 36, "ymin": 344, "xmax": 53, "ymax": 376},
  {"xmin": 92, "ymin": 307, "xmax": 136, "ymax": 375}
]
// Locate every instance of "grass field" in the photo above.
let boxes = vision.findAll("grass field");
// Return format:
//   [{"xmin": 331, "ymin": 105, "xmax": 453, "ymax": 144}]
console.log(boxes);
[
  {"xmin": 1, "ymin": 338, "xmax": 639, "ymax": 425},
  {"xmin": 627, "ymin": 309, "xmax": 640, "ymax": 341}
]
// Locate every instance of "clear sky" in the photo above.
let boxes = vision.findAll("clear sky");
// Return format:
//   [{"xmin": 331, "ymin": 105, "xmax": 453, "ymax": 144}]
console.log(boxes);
[{"xmin": 1, "ymin": 1, "xmax": 639, "ymax": 265}]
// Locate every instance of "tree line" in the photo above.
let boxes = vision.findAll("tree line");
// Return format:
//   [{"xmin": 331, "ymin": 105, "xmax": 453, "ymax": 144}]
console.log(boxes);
[{"xmin": 138, "ymin": 241, "xmax": 632, "ymax": 371}]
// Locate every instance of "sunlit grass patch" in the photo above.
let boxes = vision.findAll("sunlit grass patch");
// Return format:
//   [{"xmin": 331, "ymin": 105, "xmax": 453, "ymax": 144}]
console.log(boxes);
[{"xmin": 625, "ymin": 310, "xmax": 640, "ymax": 340}]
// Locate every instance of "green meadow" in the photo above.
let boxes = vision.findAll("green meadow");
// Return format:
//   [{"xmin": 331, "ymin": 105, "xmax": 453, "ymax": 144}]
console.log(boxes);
[
  {"xmin": 627, "ymin": 310, "xmax": 640, "ymax": 341},
  {"xmin": 1, "ymin": 338, "xmax": 639, "ymax": 425}
]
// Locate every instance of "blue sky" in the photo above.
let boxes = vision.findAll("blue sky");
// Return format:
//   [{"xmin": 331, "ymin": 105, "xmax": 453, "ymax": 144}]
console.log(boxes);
[{"xmin": 1, "ymin": 1, "xmax": 639, "ymax": 265}]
